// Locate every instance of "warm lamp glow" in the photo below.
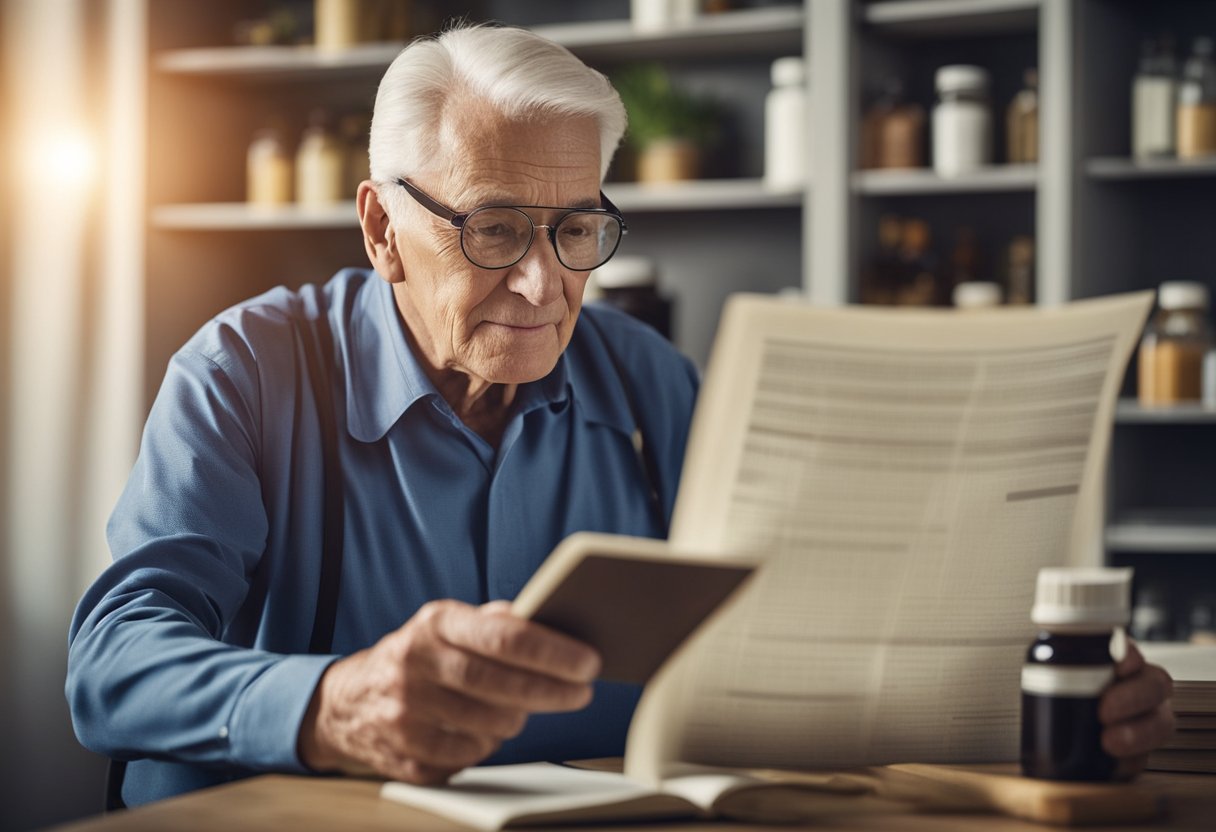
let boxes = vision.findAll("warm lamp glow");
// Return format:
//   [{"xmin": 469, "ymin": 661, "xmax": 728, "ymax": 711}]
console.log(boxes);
[{"xmin": 19, "ymin": 126, "xmax": 97, "ymax": 191}]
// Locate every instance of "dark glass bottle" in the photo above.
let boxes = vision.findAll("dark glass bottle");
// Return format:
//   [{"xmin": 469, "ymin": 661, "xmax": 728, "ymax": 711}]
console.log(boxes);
[{"xmin": 1020, "ymin": 567, "xmax": 1132, "ymax": 782}]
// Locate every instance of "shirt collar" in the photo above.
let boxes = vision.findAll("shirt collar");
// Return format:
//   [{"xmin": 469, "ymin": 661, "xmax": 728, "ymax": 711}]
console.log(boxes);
[
  {"xmin": 343, "ymin": 275, "xmax": 435, "ymax": 443},
  {"xmin": 344, "ymin": 278, "xmax": 632, "ymax": 443}
]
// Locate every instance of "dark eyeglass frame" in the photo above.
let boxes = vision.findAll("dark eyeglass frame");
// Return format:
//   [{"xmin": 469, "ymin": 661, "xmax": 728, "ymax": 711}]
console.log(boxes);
[{"xmin": 395, "ymin": 178, "xmax": 628, "ymax": 271}]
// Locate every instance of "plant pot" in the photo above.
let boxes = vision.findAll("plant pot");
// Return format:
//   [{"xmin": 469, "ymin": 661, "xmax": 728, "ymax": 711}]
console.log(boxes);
[{"xmin": 637, "ymin": 138, "xmax": 701, "ymax": 183}]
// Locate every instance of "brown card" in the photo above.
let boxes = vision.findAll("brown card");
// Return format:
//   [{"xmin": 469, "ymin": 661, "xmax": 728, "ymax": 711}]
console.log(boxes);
[{"xmin": 512, "ymin": 533, "xmax": 756, "ymax": 685}]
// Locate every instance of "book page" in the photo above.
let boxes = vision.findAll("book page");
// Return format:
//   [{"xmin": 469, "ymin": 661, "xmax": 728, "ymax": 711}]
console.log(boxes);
[
  {"xmin": 626, "ymin": 293, "xmax": 1152, "ymax": 783},
  {"xmin": 380, "ymin": 763, "xmax": 696, "ymax": 830}
]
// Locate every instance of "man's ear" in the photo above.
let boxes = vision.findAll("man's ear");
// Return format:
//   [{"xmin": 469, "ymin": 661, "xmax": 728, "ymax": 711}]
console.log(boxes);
[{"xmin": 357, "ymin": 181, "xmax": 405, "ymax": 284}]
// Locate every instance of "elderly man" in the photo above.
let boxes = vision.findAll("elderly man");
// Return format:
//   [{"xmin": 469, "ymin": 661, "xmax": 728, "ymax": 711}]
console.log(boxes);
[{"xmin": 67, "ymin": 24, "xmax": 1172, "ymax": 809}]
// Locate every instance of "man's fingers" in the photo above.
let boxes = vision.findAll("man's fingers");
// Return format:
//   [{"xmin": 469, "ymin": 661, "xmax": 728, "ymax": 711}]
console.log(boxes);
[
  {"xmin": 406, "ymin": 676, "xmax": 529, "ymax": 740},
  {"xmin": 424, "ymin": 600, "xmax": 601, "ymax": 682},
  {"xmin": 1114, "ymin": 638, "xmax": 1146, "ymax": 679},
  {"xmin": 1100, "ymin": 662, "xmax": 1174, "ymax": 724},
  {"xmin": 425, "ymin": 642, "xmax": 595, "ymax": 711},
  {"xmin": 1102, "ymin": 703, "xmax": 1176, "ymax": 758},
  {"xmin": 405, "ymin": 721, "xmax": 501, "ymax": 769}
]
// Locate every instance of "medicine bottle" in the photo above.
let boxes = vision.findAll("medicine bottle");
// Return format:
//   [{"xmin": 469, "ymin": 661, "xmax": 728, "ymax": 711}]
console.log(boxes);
[
  {"xmin": 314, "ymin": 0, "xmax": 361, "ymax": 53},
  {"xmin": 953, "ymin": 281, "xmax": 1002, "ymax": 309},
  {"xmin": 764, "ymin": 56, "xmax": 809, "ymax": 191},
  {"xmin": 1177, "ymin": 36, "xmax": 1216, "ymax": 160},
  {"xmin": 1021, "ymin": 567, "xmax": 1132, "ymax": 782},
  {"xmin": 932, "ymin": 65, "xmax": 992, "ymax": 176},
  {"xmin": 1132, "ymin": 36, "xmax": 1178, "ymax": 160},
  {"xmin": 295, "ymin": 110, "xmax": 346, "ymax": 206},
  {"xmin": 1006, "ymin": 68, "xmax": 1038, "ymax": 164},
  {"xmin": 1137, "ymin": 281, "xmax": 1214, "ymax": 405},
  {"xmin": 246, "ymin": 127, "xmax": 293, "ymax": 206}
]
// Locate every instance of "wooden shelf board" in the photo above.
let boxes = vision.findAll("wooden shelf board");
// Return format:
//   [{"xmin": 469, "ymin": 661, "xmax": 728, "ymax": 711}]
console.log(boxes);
[
  {"xmin": 863, "ymin": 0, "xmax": 1040, "ymax": 38},
  {"xmin": 152, "ymin": 202, "xmax": 359, "ymax": 230},
  {"xmin": 1087, "ymin": 156, "xmax": 1216, "ymax": 182},
  {"xmin": 155, "ymin": 42, "xmax": 404, "ymax": 79},
  {"xmin": 154, "ymin": 6, "xmax": 805, "ymax": 79},
  {"xmin": 1106, "ymin": 510, "xmax": 1216, "ymax": 554},
  {"xmin": 854, "ymin": 165, "xmax": 1038, "ymax": 195},
  {"xmin": 151, "ymin": 182, "xmax": 802, "ymax": 229},
  {"xmin": 1116, "ymin": 399, "xmax": 1216, "ymax": 424}
]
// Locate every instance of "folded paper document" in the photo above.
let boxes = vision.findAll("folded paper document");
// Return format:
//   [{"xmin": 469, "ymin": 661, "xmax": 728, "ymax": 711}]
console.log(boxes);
[{"xmin": 383, "ymin": 292, "xmax": 1153, "ymax": 827}]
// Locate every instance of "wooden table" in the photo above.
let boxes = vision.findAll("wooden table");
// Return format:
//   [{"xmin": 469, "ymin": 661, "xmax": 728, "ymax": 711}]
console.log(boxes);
[{"xmin": 49, "ymin": 770, "xmax": 1216, "ymax": 832}]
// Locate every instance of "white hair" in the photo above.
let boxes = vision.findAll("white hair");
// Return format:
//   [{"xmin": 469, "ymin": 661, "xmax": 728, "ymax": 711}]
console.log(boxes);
[{"xmin": 369, "ymin": 23, "xmax": 626, "ymax": 212}]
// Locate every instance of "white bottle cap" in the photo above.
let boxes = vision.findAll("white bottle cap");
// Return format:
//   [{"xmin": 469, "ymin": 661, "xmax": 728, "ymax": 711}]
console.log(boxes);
[
  {"xmin": 1031, "ymin": 567, "xmax": 1133, "ymax": 630},
  {"xmin": 1158, "ymin": 281, "xmax": 1209, "ymax": 311},
  {"xmin": 592, "ymin": 256, "xmax": 657, "ymax": 289},
  {"xmin": 936, "ymin": 65, "xmax": 990, "ymax": 94},
  {"xmin": 953, "ymin": 281, "xmax": 1003, "ymax": 309},
  {"xmin": 771, "ymin": 56, "xmax": 805, "ymax": 87}
]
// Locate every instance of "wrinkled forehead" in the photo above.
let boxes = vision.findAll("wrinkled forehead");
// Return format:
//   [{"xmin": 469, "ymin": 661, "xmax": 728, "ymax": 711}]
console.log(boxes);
[{"xmin": 428, "ymin": 100, "xmax": 602, "ymax": 208}]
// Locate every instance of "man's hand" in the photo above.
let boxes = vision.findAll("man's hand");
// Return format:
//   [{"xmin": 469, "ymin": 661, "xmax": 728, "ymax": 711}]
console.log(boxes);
[
  {"xmin": 1100, "ymin": 639, "xmax": 1175, "ymax": 778},
  {"xmin": 297, "ymin": 599, "xmax": 600, "ymax": 785}
]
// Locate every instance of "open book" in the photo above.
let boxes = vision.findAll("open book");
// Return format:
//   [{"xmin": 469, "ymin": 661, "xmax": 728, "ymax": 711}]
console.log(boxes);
[
  {"xmin": 382, "ymin": 292, "xmax": 1153, "ymax": 828},
  {"xmin": 381, "ymin": 761, "xmax": 916, "ymax": 830}
]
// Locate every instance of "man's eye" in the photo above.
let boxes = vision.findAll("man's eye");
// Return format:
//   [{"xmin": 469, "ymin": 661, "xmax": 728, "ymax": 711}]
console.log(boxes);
[{"xmin": 471, "ymin": 222, "xmax": 514, "ymax": 238}]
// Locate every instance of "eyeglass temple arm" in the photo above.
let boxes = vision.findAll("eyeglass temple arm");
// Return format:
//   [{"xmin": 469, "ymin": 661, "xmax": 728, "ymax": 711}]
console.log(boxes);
[
  {"xmin": 396, "ymin": 178, "xmax": 458, "ymax": 222},
  {"xmin": 600, "ymin": 191, "xmax": 627, "ymax": 233}
]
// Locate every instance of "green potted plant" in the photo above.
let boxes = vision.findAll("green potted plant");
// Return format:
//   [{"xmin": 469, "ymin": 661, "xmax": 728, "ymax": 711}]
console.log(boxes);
[{"xmin": 613, "ymin": 63, "xmax": 721, "ymax": 183}]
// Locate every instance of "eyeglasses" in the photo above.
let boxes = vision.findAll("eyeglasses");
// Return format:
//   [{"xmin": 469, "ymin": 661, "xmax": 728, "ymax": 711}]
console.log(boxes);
[{"xmin": 396, "ymin": 178, "xmax": 627, "ymax": 271}]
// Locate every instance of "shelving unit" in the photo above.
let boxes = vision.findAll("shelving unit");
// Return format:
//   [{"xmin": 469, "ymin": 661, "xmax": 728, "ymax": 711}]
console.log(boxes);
[{"xmin": 1076, "ymin": 0, "xmax": 1216, "ymax": 638}]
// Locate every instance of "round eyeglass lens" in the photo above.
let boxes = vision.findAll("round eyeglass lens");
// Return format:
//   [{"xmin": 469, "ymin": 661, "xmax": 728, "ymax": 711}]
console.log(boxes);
[
  {"xmin": 461, "ymin": 207, "xmax": 534, "ymax": 269},
  {"xmin": 555, "ymin": 212, "xmax": 622, "ymax": 271}
]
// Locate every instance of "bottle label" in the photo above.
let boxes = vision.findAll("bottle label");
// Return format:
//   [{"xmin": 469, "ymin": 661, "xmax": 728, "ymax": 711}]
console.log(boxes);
[{"xmin": 1021, "ymin": 664, "xmax": 1113, "ymax": 697}]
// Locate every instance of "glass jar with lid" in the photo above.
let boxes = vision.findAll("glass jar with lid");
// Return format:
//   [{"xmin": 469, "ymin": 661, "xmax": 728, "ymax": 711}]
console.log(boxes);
[
  {"xmin": 1138, "ymin": 281, "xmax": 1215, "ymax": 405},
  {"xmin": 932, "ymin": 65, "xmax": 992, "ymax": 176}
]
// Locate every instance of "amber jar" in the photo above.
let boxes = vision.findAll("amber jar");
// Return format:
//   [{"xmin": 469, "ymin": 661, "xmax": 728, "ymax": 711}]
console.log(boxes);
[{"xmin": 1138, "ymin": 282, "xmax": 1214, "ymax": 405}]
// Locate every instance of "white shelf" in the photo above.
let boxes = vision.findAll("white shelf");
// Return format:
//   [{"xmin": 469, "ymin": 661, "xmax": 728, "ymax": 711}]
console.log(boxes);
[
  {"xmin": 854, "ymin": 165, "xmax": 1038, "ymax": 195},
  {"xmin": 535, "ymin": 6, "xmax": 804, "ymax": 61},
  {"xmin": 609, "ymin": 179, "xmax": 804, "ymax": 212},
  {"xmin": 154, "ymin": 7, "xmax": 805, "ymax": 79},
  {"xmin": 1088, "ymin": 156, "xmax": 1216, "ymax": 182},
  {"xmin": 1116, "ymin": 399, "xmax": 1216, "ymax": 424},
  {"xmin": 1106, "ymin": 511, "xmax": 1216, "ymax": 554},
  {"xmin": 864, "ymin": 0, "xmax": 1039, "ymax": 37},
  {"xmin": 151, "ymin": 181, "xmax": 802, "ymax": 230}
]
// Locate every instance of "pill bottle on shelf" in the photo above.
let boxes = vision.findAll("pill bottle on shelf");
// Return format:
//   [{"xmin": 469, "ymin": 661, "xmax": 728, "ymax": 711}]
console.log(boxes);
[
  {"xmin": 246, "ymin": 127, "xmax": 293, "ymax": 206},
  {"xmin": 1137, "ymin": 281, "xmax": 1214, "ymax": 405},
  {"xmin": 932, "ymin": 65, "xmax": 992, "ymax": 176},
  {"xmin": 1021, "ymin": 567, "xmax": 1132, "ymax": 782},
  {"xmin": 764, "ymin": 56, "xmax": 809, "ymax": 191}
]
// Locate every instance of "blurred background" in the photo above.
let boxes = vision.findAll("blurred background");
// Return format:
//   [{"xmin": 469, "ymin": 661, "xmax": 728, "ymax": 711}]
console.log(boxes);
[{"xmin": 2, "ymin": 0, "xmax": 1215, "ymax": 828}]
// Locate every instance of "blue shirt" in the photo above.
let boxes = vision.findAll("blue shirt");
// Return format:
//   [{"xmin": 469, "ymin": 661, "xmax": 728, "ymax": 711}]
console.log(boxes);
[{"xmin": 66, "ymin": 269, "xmax": 699, "ymax": 806}]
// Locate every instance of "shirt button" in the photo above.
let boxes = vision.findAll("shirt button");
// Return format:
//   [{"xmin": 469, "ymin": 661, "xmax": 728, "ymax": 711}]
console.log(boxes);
[{"xmin": 218, "ymin": 726, "xmax": 229, "ymax": 739}]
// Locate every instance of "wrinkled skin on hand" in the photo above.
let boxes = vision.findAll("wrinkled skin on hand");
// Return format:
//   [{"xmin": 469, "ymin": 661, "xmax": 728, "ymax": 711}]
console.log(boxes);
[{"xmin": 298, "ymin": 599, "xmax": 600, "ymax": 784}]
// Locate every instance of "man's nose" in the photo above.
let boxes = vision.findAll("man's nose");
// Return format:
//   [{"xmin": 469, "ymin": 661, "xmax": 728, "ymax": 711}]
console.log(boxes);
[{"xmin": 505, "ymin": 226, "xmax": 565, "ymax": 307}]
